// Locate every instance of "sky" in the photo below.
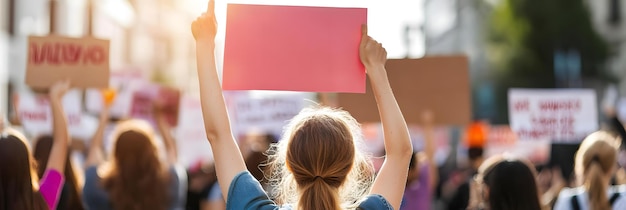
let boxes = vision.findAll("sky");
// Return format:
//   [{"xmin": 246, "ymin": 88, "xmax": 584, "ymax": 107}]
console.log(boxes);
[{"xmin": 185, "ymin": 0, "xmax": 425, "ymax": 59}]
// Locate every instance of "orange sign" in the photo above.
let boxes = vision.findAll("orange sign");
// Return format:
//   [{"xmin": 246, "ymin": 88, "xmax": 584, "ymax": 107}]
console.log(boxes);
[{"xmin": 26, "ymin": 35, "xmax": 110, "ymax": 88}]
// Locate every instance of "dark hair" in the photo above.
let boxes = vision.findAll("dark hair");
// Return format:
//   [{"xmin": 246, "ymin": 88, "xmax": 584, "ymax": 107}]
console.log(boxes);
[
  {"xmin": 33, "ymin": 136, "xmax": 85, "ymax": 210},
  {"xmin": 101, "ymin": 122, "xmax": 171, "ymax": 210},
  {"xmin": 480, "ymin": 157, "xmax": 541, "ymax": 210},
  {"xmin": 408, "ymin": 152, "xmax": 419, "ymax": 170},
  {"xmin": 0, "ymin": 133, "xmax": 48, "ymax": 210}
]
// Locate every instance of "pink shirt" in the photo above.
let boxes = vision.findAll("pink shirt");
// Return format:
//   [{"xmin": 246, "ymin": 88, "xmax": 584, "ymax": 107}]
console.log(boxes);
[{"xmin": 39, "ymin": 169, "xmax": 65, "ymax": 210}]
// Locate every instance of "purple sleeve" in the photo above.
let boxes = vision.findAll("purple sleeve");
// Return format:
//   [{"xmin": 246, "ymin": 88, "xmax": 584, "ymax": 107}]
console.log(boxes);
[{"xmin": 39, "ymin": 169, "xmax": 65, "ymax": 210}]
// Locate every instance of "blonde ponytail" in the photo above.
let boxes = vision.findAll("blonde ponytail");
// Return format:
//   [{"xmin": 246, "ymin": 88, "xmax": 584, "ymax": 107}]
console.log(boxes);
[{"xmin": 585, "ymin": 161, "xmax": 610, "ymax": 210}]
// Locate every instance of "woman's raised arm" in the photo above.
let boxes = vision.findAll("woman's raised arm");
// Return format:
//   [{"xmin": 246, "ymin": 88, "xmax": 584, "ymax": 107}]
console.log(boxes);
[
  {"xmin": 46, "ymin": 80, "xmax": 71, "ymax": 173},
  {"xmin": 361, "ymin": 25, "xmax": 413, "ymax": 209},
  {"xmin": 191, "ymin": 0, "xmax": 247, "ymax": 201}
]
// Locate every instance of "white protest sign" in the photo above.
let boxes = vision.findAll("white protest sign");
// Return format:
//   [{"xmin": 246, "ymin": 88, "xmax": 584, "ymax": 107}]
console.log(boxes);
[
  {"xmin": 15, "ymin": 90, "xmax": 85, "ymax": 138},
  {"xmin": 228, "ymin": 92, "xmax": 312, "ymax": 138},
  {"xmin": 485, "ymin": 125, "xmax": 550, "ymax": 164},
  {"xmin": 175, "ymin": 95, "xmax": 213, "ymax": 168},
  {"xmin": 508, "ymin": 89, "xmax": 598, "ymax": 143}
]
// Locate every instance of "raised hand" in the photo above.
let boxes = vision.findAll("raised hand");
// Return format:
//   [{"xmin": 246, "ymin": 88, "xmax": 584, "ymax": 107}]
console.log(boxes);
[
  {"xmin": 49, "ymin": 80, "xmax": 70, "ymax": 102},
  {"xmin": 191, "ymin": 0, "xmax": 218, "ymax": 42},
  {"xmin": 359, "ymin": 25, "xmax": 388, "ymax": 71}
]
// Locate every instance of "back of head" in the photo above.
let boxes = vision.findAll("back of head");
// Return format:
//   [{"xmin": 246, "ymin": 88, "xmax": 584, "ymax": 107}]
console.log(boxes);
[
  {"xmin": 575, "ymin": 131, "xmax": 619, "ymax": 210},
  {"xmin": 102, "ymin": 120, "xmax": 170, "ymax": 210},
  {"xmin": 0, "ymin": 129, "xmax": 47, "ymax": 210},
  {"xmin": 479, "ymin": 155, "xmax": 541, "ymax": 210},
  {"xmin": 267, "ymin": 107, "xmax": 374, "ymax": 209},
  {"xmin": 33, "ymin": 136, "xmax": 84, "ymax": 210}
]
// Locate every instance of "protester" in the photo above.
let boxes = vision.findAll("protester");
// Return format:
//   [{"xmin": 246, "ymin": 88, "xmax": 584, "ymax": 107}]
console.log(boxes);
[
  {"xmin": 401, "ymin": 111, "xmax": 438, "ymax": 210},
  {"xmin": 33, "ymin": 135, "xmax": 85, "ymax": 210},
  {"xmin": 82, "ymin": 102, "xmax": 186, "ymax": 210},
  {"xmin": 446, "ymin": 147, "xmax": 485, "ymax": 210},
  {"xmin": 467, "ymin": 154, "xmax": 542, "ymax": 210},
  {"xmin": 0, "ymin": 81, "xmax": 71, "ymax": 210},
  {"xmin": 191, "ymin": 1, "xmax": 413, "ymax": 209},
  {"xmin": 553, "ymin": 131, "xmax": 626, "ymax": 210}
]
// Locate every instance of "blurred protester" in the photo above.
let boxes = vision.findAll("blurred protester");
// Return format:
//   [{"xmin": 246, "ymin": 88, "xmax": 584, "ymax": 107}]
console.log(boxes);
[
  {"xmin": 0, "ymin": 81, "xmax": 71, "ymax": 210},
  {"xmin": 536, "ymin": 166, "xmax": 566, "ymax": 208},
  {"xmin": 554, "ymin": 131, "xmax": 626, "ymax": 210},
  {"xmin": 401, "ymin": 111, "xmax": 438, "ymax": 210},
  {"xmin": 33, "ymin": 135, "xmax": 85, "ymax": 210},
  {"xmin": 185, "ymin": 162, "xmax": 215, "ymax": 210},
  {"xmin": 82, "ymin": 102, "xmax": 186, "ymax": 210},
  {"xmin": 467, "ymin": 155, "xmax": 542, "ymax": 210},
  {"xmin": 446, "ymin": 121, "xmax": 487, "ymax": 210}
]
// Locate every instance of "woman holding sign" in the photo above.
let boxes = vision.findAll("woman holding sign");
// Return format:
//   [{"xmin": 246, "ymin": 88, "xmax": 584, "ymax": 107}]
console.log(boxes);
[
  {"xmin": 0, "ymin": 81, "xmax": 71, "ymax": 210},
  {"xmin": 192, "ymin": 1, "xmax": 412, "ymax": 209}
]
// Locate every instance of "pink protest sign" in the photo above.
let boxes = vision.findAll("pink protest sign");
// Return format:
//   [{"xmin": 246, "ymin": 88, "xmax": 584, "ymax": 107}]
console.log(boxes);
[{"xmin": 223, "ymin": 4, "xmax": 367, "ymax": 93}]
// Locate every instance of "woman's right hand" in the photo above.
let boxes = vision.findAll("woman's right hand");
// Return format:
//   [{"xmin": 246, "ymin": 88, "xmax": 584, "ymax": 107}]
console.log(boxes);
[
  {"xmin": 192, "ymin": 0, "xmax": 217, "ymax": 43},
  {"xmin": 49, "ymin": 80, "xmax": 70, "ymax": 102},
  {"xmin": 359, "ymin": 25, "xmax": 388, "ymax": 79}
]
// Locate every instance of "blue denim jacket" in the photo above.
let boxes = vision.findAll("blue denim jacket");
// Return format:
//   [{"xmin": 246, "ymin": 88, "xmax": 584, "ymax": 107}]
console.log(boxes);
[{"xmin": 226, "ymin": 171, "xmax": 393, "ymax": 210}]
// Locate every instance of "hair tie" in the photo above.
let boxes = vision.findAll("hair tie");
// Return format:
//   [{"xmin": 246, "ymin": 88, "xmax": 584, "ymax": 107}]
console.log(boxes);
[
  {"xmin": 591, "ymin": 155, "xmax": 601, "ymax": 163},
  {"xmin": 314, "ymin": 176, "xmax": 324, "ymax": 181}
]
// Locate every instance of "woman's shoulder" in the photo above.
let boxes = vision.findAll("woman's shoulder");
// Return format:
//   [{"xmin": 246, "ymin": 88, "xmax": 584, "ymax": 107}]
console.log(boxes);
[{"xmin": 357, "ymin": 194, "xmax": 393, "ymax": 210}]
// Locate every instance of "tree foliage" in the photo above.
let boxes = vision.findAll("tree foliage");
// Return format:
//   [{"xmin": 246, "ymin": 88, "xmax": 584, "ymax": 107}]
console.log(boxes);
[{"xmin": 485, "ymin": 0, "xmax": 611, "ymax": 123}]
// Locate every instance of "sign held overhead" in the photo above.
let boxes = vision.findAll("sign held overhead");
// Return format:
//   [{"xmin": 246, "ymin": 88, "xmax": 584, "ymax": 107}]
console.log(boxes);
[{"xmin": 26, "ymin": 36, "xmax": 110, "ymax": 89}]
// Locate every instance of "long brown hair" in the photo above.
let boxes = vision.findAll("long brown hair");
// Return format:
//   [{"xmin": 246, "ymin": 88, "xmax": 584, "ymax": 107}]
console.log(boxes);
[
  {"xmin": 101, "ymin": 120, "xmax": 171, "ymax": 210},
  {"xmin": 0, "ymin": 129, "xmax": 48, "ymax": 210},
  {"xmin": 575, "ymin": 131, "xmax": 620, "ymax": 210},
  {"xmin": 33, "ymin": 135, "xmax": 85, "ymax": 210},
  {"xmin": 267, "ymin": 107, "xmax": 374, "ymax": 210}
]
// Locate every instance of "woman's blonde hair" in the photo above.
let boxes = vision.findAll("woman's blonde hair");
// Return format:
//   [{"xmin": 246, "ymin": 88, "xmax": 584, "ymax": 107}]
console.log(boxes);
[
  {"xmin": 575, "ymin": 131, "xmax": 621, "ymax": 210},
  {"xmin": 266, "ymin": 107, "xmax": 374, "ymax": 209}
]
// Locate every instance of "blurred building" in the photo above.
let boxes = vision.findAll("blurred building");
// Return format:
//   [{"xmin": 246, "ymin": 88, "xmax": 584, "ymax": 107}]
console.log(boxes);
[
  {"xmin": 422, "ymin": 0, "xmax": 495, "ymax": 119},
  {"xmin": 2, "ymin": 0, "xmax": 199, "ymax": 116},
  {"xmin": 587, "ymin": 0, "xmax": 626, "ymax": 94}
]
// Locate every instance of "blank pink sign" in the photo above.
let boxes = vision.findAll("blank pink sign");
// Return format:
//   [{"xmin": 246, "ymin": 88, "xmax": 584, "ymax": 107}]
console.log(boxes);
[{"xmin": 223, "ymin": 4, "xmax": 367, "ymax": 93}]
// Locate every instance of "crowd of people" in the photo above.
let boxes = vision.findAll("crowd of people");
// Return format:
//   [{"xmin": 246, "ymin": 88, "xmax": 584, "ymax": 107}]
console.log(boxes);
[{"xmin": 2, "ymin": 1, "xmax": 626, "ymax": 209}]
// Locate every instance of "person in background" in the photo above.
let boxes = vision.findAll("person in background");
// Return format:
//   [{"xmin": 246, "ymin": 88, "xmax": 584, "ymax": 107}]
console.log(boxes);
[
  {"xmin": 192, "ymin": 1, "xmax": 413, "ymax": 208},
  {"xmin": 82, "ymin": 101, "xmax": 186, "ymax": 210},
  {"xmin": 448, "ymin": 147, "xmax": 484, "ymax": 210},
  {"xmin": 467, "ymin": 154, "xmax": 542, "ymax": 210},
  {"xmin": 33, "ymin": 135, "xmax": 85, "ymax": 210},
  {"xmin": 0, "ymin": 81, "xmax": 71, "ymax": 210},
  {"xmin": 401, "ymin": 111, "xmax": 438, "ymax": 210},
  {"xmin": 553, "ymin": 131, "xmax": 626, "ymax": 210}
]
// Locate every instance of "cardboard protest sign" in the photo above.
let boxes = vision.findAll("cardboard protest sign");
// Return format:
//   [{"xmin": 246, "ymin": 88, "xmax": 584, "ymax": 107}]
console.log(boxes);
[
  {"xmin": 14, "ymin": 90, "xmax": 87, "ymax": 138},
  {"xmin": 85, "ymin": 70, "xmax": 146, "ymax": 118},
  {"xmin": 484, "ymin": 125, "xmax": 550, "ymax": 164},
  {"xmin": 223, "ymin": 4, "xmax": 367, "ymax": 92},
  {"xmin": 337, "ymin": 57, "xmax": 471, "ymax": 125},
  {"xmin": 176, "ymin": 95, "xmax": 213, "ymax": 168},
  {"xmin": 227, "ymin": 92, "xmax": 311, "ymax": 138},
  {"xmin": 130, "ymin": 84, "xmax": 181, "ymax": 127},
  {"xmin": 26, "ymin": 36, "xmax": 110, "ymax": 88},
  {"xmin": 508, "ymin": 89, "xmax": 598, "ymax": 143}
]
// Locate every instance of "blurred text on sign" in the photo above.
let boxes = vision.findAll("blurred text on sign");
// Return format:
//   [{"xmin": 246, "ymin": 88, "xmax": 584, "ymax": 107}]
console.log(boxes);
[
  {"xmin": 508, "ymin": 89, "xmax": 598, "ymax": 143},
  {"xmin": 26, "ymin": 36, "xmax": 110, "ymax": 88}
]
